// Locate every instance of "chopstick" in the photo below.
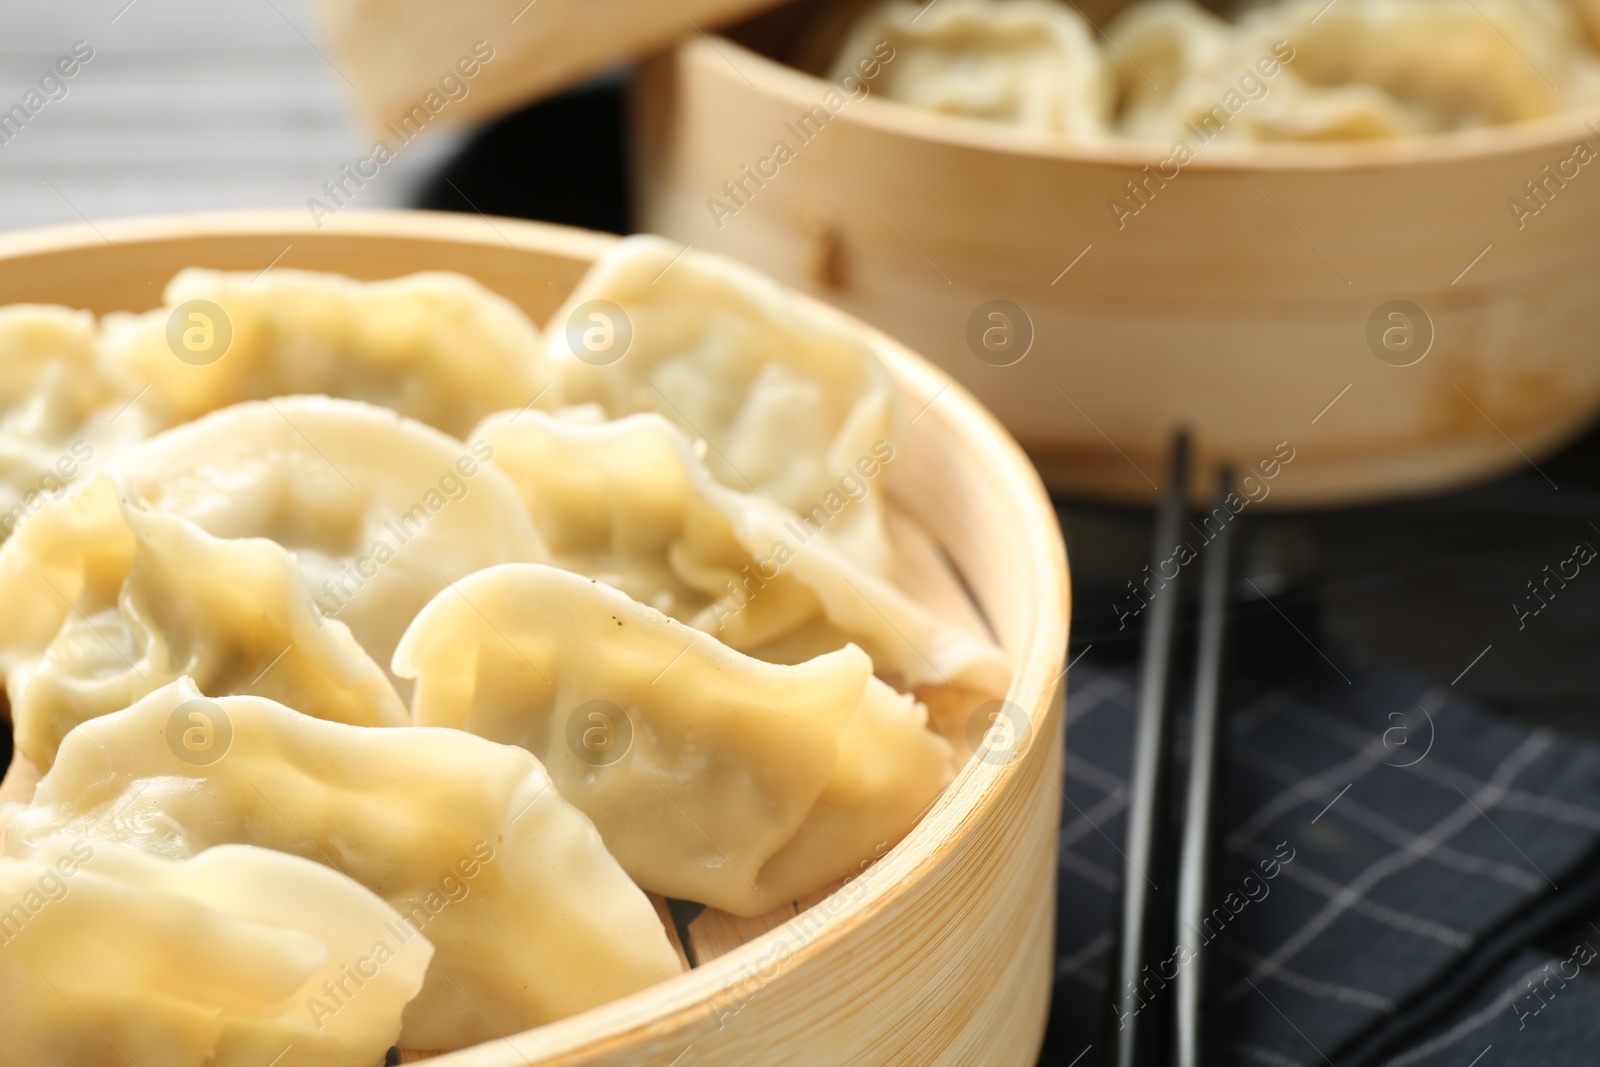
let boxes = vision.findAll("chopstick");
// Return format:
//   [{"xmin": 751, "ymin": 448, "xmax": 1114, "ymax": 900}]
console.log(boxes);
[
  {"xmin": 1176, "ymin": 467, "xmax": 1235, "ymax": 1067},
  {"xmin": 1106, "ymin": 437, "xmax": 1236, "ymax": 1067},
  {"xmin": 1107, "ymin": 432, "xmax": 1189, "ymax": 1067}
]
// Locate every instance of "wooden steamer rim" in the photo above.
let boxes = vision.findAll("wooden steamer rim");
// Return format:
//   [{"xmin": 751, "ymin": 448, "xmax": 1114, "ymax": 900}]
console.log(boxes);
[
  {"xmin": 633, "ymin": 30, "xmax": 1600, "ymax": 508},
  {"xmin": 684, "ymin": 31, "xmax": 1600, "ymax": 173}
]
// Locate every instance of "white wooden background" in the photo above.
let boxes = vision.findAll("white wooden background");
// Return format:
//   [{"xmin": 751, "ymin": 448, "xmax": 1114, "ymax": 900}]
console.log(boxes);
[{"xmin": 0, "ymin": 0, "xmax": 460, "ymax": 234}]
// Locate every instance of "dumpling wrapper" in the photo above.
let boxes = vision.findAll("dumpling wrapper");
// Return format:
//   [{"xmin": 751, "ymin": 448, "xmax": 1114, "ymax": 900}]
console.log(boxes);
[
  {"xmin": 473, "ymin": 409, "xmax": 1010, "ymax": 693},
  {"xmin": 829, "ymin": 0, "xmax": 1113, "ymax": 137},
  {"xmin": 0, "ymin": 305, "xmax": 163, "ymax": 542},
  {"xmin": 0, "ymin": 473, "xmax": 406, "ymax": 771},
  {"xmin": 549, "ymin": 235, "xmax": 899, "ymax": 574},
  {"xmin": 1259, "ymin": 0, "xmax": 1600, "ymax": 132},
  {"xmin": 2, "ymin": 677, "xmax": 684, "ymax": 1051},
  {"xmin": 1109, "ymin": 0, "xmax": 1600, "ymax": 143},
  {"xmin": 107, "ymin": 395, "xmax": 548, "ymax": 690},
  {"xmin": 0, "ymin": 837, "xmax": 432, "ymax": 1067},
  {"xmin": 1108, "ymin": 0, "xmax": 1425, "ymax": 141},
  {"xmin": 394, "ymin": 563, "xmax": 954, "ymax": 917},
  {"xmin": 101, "ymin": 268, "xmax": 553, "ymax": 439},
  {"xmin": 1569, "ymin": 0, "xmax": 1600, "ymax": 51}
]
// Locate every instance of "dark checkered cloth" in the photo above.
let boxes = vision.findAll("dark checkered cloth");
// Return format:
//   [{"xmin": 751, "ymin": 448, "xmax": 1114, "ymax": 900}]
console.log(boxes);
[{"xmin": 1046, "ymin": 655, "xmax": 1600, "ymax": 1066}]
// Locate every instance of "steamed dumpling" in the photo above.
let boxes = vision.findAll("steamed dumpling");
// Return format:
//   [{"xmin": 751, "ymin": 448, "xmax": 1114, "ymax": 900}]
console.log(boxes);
[
  {"xmin": 473, "ymin": 409, "xmax": 1010, "ymax": 692},
  {"xmin": 1, "ymin": 677, "xmax": 684, "ymax": 1052},
  {"xmin": 102, "ymin": 268, "xmax": 553, "ymax": 438},
  {"xmin": 1107, "ymin": 0, "xmax": 1600, "ymax": 141},
  {"xmin": 108, "ymin": 396, "xmax": 548, "ymax": 688},
  {"xmin": 0, "ymin": 474, "xmax": 406, "ymax": 771},
  {"xmin": 1570, "ymin": 0, "xmax": 1600, "ymax": 51},
  {"xmin": 0, "ymin": 837, "xmax": 431, "ymax": 1067},
  {"xmin": 394, "ymin": 563, "xmax": 954, "ymax": 917},
  {"xmin": 549, "ymin": 236, "xmax": 899, "ymax": 573},
  {"xmin": 1105, "ymin": 0, "xmax": 1420, "ymax": 141},
  {"xmin": 829, "ymin": 0, "xmax": 1113, "ymax": 136},
  {"xmin": 835, "ymin": 0, "xmax": 1600, "ymax": 141},
  {"xmin": 1252, "ymin": 0, "xmax": 1600, "ymax": 132},
  {"xmin": 0, "ymin": 305, "xmax": 162, "ymax": 542}
]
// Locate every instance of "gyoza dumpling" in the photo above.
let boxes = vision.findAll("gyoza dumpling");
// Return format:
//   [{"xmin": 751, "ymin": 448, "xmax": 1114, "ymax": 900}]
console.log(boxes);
[
  {"xmin": 1110, "ymin": 0, "xmax": 1600, "ymax": 143},
  {"xmin": 102, "ymin": 268, "xmax": 553, "ymax": 438},
  {"xmin": 1107, "ymin": 0, "xmax": 1422, "ymax": 141},
  {"xmin": 109, "ymin": 396, "xmax": 548, "ymax": 688},
  {"xmin": 473, "ymin": 409, "xmax": 1009, "ymax": 692},
  {"xmin": 0, "ymin": 474, "xmax": 406, "ymax": 771},
  {"xmin": 0, "ymin": 837, "xmax": 432, "ymax": 1067},
  {"xmin": 2, "ymin": 677, "xmax": 684, "ymax": 1052},
  {"xmin": 1253, "ymin": 0, "xmax": 1600, "ymax": 132},
  {"xmin": 393, "ymin": 563, "xmax": 954, "ymax": 917},
  {"xmin": 0, "ymin": 305, "xmax": 163, "ymax": 542},
  {"xmin": 827, "ymin": 0, "xmax": 1112, "ymax": 136},
  {"xmin": 549, "ymin": 236, "xmax": 899, "ymax": 573},
  {"xmin": 1569, "ymin": 0, "xmax": 1600, "ymax": 51}
]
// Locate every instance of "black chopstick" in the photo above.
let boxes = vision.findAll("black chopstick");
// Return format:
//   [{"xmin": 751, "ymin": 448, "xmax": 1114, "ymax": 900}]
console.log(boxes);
[
  {"xmin": 1176, "ymin": 467, "xmax": 1235, "ymax": 1067},
  {"xmin": 1107, "ymin": 431, "xmax": 1190, "ymax": 1067}
]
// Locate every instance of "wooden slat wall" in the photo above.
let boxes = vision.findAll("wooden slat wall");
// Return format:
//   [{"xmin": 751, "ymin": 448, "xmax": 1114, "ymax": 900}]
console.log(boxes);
[{"xmin": 0, "ymin": 0, "xmax": 454, "ymax": 236}]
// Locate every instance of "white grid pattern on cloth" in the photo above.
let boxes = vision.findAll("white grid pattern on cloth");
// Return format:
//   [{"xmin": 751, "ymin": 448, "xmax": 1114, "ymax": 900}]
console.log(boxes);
[
  {"xmin": 1053, "ymin": 657, "xmax": 1600, "ymax": 1067},
  {"xmin": 1060, "ymin": 781, "xmax": 1131, "ymax": 852},
  {"xmin": 1221, "ymin": 731, "xmax": 1555, "ymax": 1002},
  {"xmin": 1221, "ymin": 688, "xmax": 1447, "ymax": 852},
  {"xmin": 1066, "ymin": 670, "xmax": 1132, "ymax": 728},
  {"xmin": 1055, "ymin": 664, "xmax": 1520, "ymax": 973},
  {"xmin": 1057, "ymin": 930, "xmax": 1116, "ymax": 990},
  {"xmin": 1226, "ymin": 947, "xmax": 1397, "ymax": 1012},
  {"xmin": 1063, "ymin": 750, "xmax": 1128, "ymax": 795},
  {"xmin": 1277, "ymin": 700, "xmax": 1600, "ymax": 834},
  {"xmin": 1380, "ymin": 958, "xmax": 1553, "ymax": 1067},
  {"xmin": 1232, "ymin": 744, "xmax": 1545, "ymax": 892},
  {"xmin": 1235, "ymin": 842, "xmax": 1474, "ymax": 948},
  {"xmin": 1061, "ymin": 849, "xmax": 1120, "ymax": 894}
]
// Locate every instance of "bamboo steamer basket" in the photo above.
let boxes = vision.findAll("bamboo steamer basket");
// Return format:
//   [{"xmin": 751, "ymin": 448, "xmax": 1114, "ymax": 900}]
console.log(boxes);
[
  {"xmin": 632, "ymin": 16, "xmax": 1600, "ymax": 506},
  {"xmin": 0, "ymin": 210, "xmax": 1070, "ymax": 1066},
  {"xmin": 309, "ymin": 0, "xmax": 785, "ymax": 135}
]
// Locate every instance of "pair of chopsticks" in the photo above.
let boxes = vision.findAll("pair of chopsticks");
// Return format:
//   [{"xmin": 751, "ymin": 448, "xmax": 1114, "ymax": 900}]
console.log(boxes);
[{"xmin": 1105, "ymin": 433, "xmax": 1236, "ymax": 1067}]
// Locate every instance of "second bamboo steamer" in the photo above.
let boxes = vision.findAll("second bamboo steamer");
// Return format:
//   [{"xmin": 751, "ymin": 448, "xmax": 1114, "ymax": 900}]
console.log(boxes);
[{"xmin": 633, "ymin": 26, "xmax": 1600, "ymax": 506}]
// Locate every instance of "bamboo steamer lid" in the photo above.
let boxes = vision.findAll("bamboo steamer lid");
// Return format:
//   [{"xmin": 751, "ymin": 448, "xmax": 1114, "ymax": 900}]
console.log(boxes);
[{"xmin": 308, "ymin": 0, "xmax": 792, "ymax": 134}]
